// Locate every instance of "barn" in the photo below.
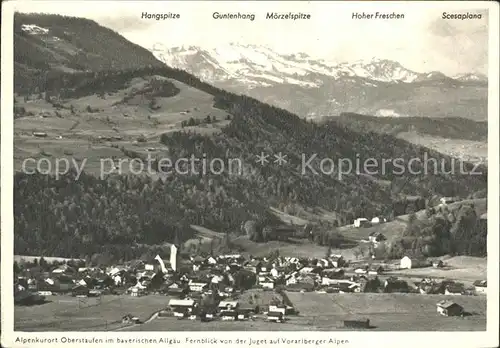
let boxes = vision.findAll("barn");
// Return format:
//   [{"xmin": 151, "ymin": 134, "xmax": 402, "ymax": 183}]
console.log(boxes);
[
  {"xmin": 436, "ymin": 301, "xmax": 464, "ymax": 317},
  {"xmin": 342, "ymin": 318, "xmax": 370, "ymax": 329},
  {"xmin": 400, "ymin": 256, "xmax": 430, "ymax": 269}
]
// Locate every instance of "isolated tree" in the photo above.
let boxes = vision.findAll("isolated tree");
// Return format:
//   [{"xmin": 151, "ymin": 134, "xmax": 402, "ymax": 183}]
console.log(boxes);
[
  {"xmin": 408, "ymin": 213, "xmax": 417, "ymax": 225},
  {"xmin": 243, "ymin": 220, "xmax": 259, "ymax": 242},
  {"xmin": 325, "ymin": 245, "xmax": 332, "ymax": 259},
  {"xmin": 261, "ymin": 225, "xmax": 273, "ymax": 242},
  {"xmin": 39, "ymin": 257, "xmax": 48, "ymax": 270}
]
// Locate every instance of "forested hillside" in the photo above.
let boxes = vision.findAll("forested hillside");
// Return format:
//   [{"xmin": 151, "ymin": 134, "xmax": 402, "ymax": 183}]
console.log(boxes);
[
  {"xmin": 14, "ymin": 169, "xmax": 279, "ymax": 259},
  {"xmin": 334, "ymin": 113, "xmax": 488, "ymax": 142},
  {"xmin": 382, "ymin": 202, "xmax": 487, "ymax": 259}
]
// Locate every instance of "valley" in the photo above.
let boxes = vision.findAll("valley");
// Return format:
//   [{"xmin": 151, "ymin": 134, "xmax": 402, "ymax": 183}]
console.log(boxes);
[
  {"xmin": 7, "ymin": 9, "xmax": 493, "ymax": 337},
  {"xmin": 12, "ymin": 12, "xmax": 488, "ymax": 263}
]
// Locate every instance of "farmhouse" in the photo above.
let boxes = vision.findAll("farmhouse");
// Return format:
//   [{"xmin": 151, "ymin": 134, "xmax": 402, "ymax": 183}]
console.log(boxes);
[
  {"xmin": 342, "ymin": 318, "xmax": 370, "ymax": 329},
  {"xmin": 51, "ymin": 264, "xmax": 76, "ymax": 275},
  {"xmin": 368, "ymin": 232, "xmax": 386, "ymax": 244},
  {"xmin": 169, "ymin": 299, "xmax": 196, "ymax": 317},
  {"xmin": 322, "ymin": 277, "xmax": 340, "ymax": 286},
  {"xmin": 371, "ymin": 217, "xmax": 386, "ymax": 224},
  {"xmin": 40, "ymin": 276, "xmax": 75, "ymax": 293},
  {"xmin": 267, "ymin": 311, "xmax": 284, "ymax": 323},
  {"xmin": 298, "ymin": 266, "xmax": 316, "ymax": 275},
  {"xmin": 321, "ymin": 269, "xmax": 345, "ymax": 284},
  {"xmin": 418, "ymin": 280, "xmax": 441, "ymax": 295},
  {"xmin": 329, "ymin": 281, "xmax": 358, "ymax": 293},
  {"xmin": 270, "ymin": 267, "xmax": 280, "ymax": 278},
  {"xmin": 128, "ymin": 259, "xmax": 145, "ymax": 272},
  {"xmin": 89, "ymin": 289, "xmax": 102, "ymax": 297},
  {"xmin": 218, "ymin": 300, "xmax": 239, "ymax": 312},
  {"xmin": 245, "ymin": 259, "xmax": 262, "ymax": 274},
  {"xmin": 440, "ymin": 197, "xmax": 458, "ymax": 205},
  {"xmin": 188, "ymin": 281, "xmax": 209, "ymax": 292},
  {"xmin": 436, "ymin": 300, "xmax": 464, "ymax": 317},
  {"xmin": 129, "ymin": 286, "xmax": 147, "ymax": 297},
  {"xmin": 107, "ymin": 266, "xmax": 126, "ymax": 276},
  {"xmin": 431, "ymin": 259, "xmax": 444, "ymax": 268},
  {"xmin": 218, "ymin": 254, "xmax": 244, "ymax": 263},
  {"xmin": 400, "ymin": 256, "xmax": 430, "ymax": 269},
  {"xmin": 316, "ymin": 258, "xmax": 329, "ymax": 268},
  {"xmin": 122, "ymin": 314, "xmax": 141, "ymax": 324},
  {"xmin": 38, "ymin": 290, "xmax": 53, "ymax": 296},
  {"xmin": 354, "ymin": 218, "xmax": 371, "ymax": 228},
  {"xmin": 206, "ymin": 256, "xmax": 217, "ymax": 265},
  {"xmin": 221, "ymin": 310, "xmax": 238, "ymax": 321},
  {"xmin": 260, "ymin": 278, "xmax": 275, "ymax": 290},
  {"xmin": 200, "ymin": 311, "xmax": 215, "ymax": 322},
  {"xmin": 473, "ymin": 280, "xmax": 487, "ymax": 294},
  {"xmin": 269, "ymin": 304, "xmax": 287, "ymax": 315},
  {"xmin": 237, "ymin": 312, "xmax": 250, "ymax": 321},
  {"xmin": 329, "ymin": 255, "xmax": 346, "ymax": 268}
]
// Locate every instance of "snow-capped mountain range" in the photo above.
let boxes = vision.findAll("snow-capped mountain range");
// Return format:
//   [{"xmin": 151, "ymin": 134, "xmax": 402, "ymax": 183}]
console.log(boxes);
[
  {"xmin": 152, "ymin": 43, "xmax": 487, "ymax": 89},
  {"xmin": 151, "ymin": 43, "xmax": 488, "ymax": 121},
  {"xmin": 18, "ymin": 23, "xmax": 486, "ymax": 121}
]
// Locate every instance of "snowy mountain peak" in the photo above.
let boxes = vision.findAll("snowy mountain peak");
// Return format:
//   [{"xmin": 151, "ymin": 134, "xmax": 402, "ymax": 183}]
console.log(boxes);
[
  {"xmin": 152, "ymin": 43, "xmax": 483, "ymax": 89},
  {"xmin": 335, "ymin": 58, "xmax": 420, "ymax": 83}
]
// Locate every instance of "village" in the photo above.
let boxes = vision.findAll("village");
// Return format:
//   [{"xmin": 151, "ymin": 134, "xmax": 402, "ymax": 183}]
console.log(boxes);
[{"xmin": 14, "ymin": 237, "xmax": 487, "ymax": 331}]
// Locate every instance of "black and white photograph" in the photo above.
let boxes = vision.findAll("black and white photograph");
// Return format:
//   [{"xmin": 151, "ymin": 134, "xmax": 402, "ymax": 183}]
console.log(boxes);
[{"xmin": 1, "ymin": 1, "xmax": 498, "ymax": 347}]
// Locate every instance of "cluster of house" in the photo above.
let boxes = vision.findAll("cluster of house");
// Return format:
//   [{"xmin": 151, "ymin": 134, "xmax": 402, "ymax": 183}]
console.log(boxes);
[
  {"xmin": 165, "ymin": 297, "xmax": 293, "ymax": 323},
  {"xmin": 14, "ymin": 246, "xmax": 487, "ymax": 324},
  {"xmin": 15, "ymin": 251, "xmax": 488, "ymax": 299}
]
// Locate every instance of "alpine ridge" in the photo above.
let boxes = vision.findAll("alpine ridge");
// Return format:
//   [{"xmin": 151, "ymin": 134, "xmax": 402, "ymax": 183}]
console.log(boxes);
[
  {"xmin": 152, "ymin": 43, "xmax": 488, "ymax": 121},
  {"xmin": 153, "ymin": 43, "xmax": 434, "ymax": 87}
]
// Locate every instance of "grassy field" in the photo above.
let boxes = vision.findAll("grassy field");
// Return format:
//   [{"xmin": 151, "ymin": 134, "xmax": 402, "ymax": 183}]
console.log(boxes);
[
  {"xmin": 236, "ymin": 289, "xmax": 283, "ymax": 308},
  {"xmin": 385, "ymin": 256, "xmax": 487, "ymax": 284},
  {"xmin": 124, "ymin": 292, "xmax": 486, "ymax": 331},
  {"xmin": 285, "ymin": 292, "xmax": 486, "ymax": 331},
  {"xmin": 12, "ymin": 77, "xmax": 232, "ymax": 177},
  {"xmin": 231, "ymin": 236, "xmax": 338, "ymax": 259},
  {"xmin": 127, "ymin": 316, "xmax": 312, "ymax": 331},
  {"xmin": 14, "ymin": 294, "xmax": 169, "ymax": 331}
]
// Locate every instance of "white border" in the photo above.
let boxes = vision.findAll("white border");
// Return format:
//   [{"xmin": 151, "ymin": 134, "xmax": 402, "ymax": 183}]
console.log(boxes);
[{"xmin": 1, "ymin": 1, "xmax": 499, "ymax": 348}]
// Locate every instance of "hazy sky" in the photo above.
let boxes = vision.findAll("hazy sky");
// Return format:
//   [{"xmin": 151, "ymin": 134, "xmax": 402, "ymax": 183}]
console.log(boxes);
[{"xmin": 12, "ymin": 1, "xmax": 491, "ymax": 75}]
